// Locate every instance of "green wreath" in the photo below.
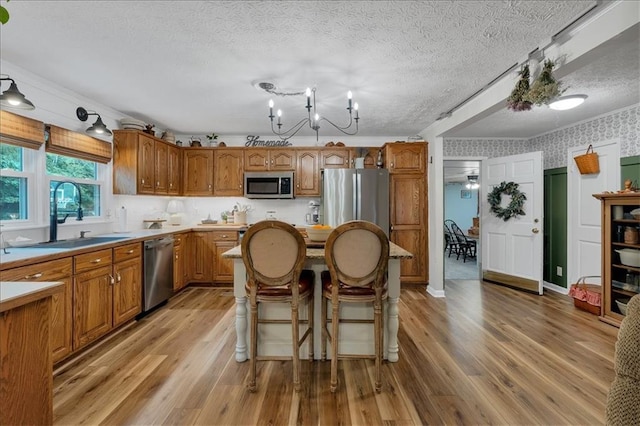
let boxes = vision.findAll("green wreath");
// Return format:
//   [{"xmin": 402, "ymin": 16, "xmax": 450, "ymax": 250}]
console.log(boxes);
[{"xmin": 487, "ymin": 181, "xmax": 527, "ymax": 221}]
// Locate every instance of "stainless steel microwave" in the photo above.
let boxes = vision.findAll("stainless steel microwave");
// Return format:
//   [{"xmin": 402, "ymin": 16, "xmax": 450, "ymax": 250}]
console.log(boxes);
[{"xmin": 244, "ymin": 171, "xmax": 294, "ymax": 199}]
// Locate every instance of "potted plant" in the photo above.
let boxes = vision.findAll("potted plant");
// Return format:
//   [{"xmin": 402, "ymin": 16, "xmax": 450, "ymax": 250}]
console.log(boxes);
[{"xmin": 206, "ymin": 133, "xmax": 219, "ymax": 147}]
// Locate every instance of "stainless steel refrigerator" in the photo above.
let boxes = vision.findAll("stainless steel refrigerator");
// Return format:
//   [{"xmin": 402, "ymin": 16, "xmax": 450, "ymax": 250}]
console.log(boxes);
[{"xmin": 321, "ymin": 168, "xmax": 389, "ymax": 236}]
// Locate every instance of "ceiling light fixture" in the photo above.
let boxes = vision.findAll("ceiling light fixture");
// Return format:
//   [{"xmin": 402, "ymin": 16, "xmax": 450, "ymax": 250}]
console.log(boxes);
[
  {"xmin": 466, "ymin": 174, "xmax": 479, "ymax": 190},
  {"xmin": 268, "ymin": 87, "xmax": 359, "ymax": 142},
  {"xmin": 0, "ymin": 75, "xmax": 36, "ymax": 110},
  {"xmin": 76, "ymin": 107, "xmax": 112, "ymax": 136},
  {"xmin": 549, "ymin": 94, "xmax": 588, "ymax": 111}
]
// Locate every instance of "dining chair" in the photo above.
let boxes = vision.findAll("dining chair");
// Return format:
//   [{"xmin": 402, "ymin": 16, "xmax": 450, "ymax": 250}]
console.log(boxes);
[
  {"xmin": 241, "ymin": 220, "xmax": 314, "ymax": 392},
  {"xmin": 321, "ymin": 220, "xmax": 389, "ymax": 393},
  {"xmin": 443, "ymin": 220, "xmax": 460, "ymax": 257},
  {"xmin": 449, "ymin": 220, "xmax": 477, "ymax": 262}
]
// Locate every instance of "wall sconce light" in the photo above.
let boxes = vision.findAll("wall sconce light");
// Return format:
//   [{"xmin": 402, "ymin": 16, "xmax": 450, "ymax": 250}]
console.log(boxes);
[
  {"xmin": 466, "ymin": 174, "xmax": 480, "ymax": 190},
  {"xmin": 0, "ymin": 76, "xmax": 36, "ymax": 110},
  {"xmin": 76, "ymin": 107, "xmax": 112, "ymax": 136}
]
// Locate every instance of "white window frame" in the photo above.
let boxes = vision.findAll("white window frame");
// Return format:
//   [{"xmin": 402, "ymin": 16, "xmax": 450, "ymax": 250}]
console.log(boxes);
[{"xmin": 0, "ymin": 144, "xmax": 37, "ymax": 228}]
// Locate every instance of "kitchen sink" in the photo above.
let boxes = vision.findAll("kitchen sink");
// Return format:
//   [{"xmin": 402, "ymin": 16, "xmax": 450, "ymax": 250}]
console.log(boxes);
[{"xmin": 29, "ymin": 236, "xmax": 131, "ymax": 249}]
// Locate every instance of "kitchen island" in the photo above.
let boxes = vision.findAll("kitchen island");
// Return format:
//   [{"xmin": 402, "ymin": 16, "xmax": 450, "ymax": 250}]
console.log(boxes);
[{"xmin": 222, "ymin": 242, "xmax": 413, "ymax": 362}]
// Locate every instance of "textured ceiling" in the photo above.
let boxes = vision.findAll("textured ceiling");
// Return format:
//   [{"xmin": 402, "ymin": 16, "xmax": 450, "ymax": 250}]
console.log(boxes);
[{"xmin": 1, "ymin": 0, "xmax": 621, "ymax": 139}]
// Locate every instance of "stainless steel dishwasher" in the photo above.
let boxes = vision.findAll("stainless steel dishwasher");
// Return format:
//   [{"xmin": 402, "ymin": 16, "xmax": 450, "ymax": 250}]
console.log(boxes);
[{"xmin": 143, "ymin": 236, "xmax": 174, "ymax": 312}]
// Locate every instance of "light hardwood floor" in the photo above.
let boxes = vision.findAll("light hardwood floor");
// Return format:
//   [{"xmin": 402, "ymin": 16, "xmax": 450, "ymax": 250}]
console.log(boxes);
[{"xmin": 53, "ymin": 280, "xmax": 618, "ymax": 425}]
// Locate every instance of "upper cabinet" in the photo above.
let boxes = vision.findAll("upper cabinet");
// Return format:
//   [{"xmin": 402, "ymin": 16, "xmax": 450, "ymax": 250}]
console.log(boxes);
[
  {"xmin": 321, "ymin": 148, "xmax": 355, "ymax": 169},
  {"xmin": 183, "ymin": 149, "xmax": 214, "ymax": 196},
  {"xmin": 213, "ymin": 149, "xmax": 244, "ymax": 196},
  {"xmin": 244, "ymin": 148, "xmax": 296, "ymax": 171},
  {"xmin": 113, "ymin": 130, "xmax": 180, "ymax": 195},
  {"xmin": 295, "ymin": 149, "xmax": 321, "ymax": 197},
  {"xmin": 384, "ymin": 142, "xmax": 426, "ymax": 174}
]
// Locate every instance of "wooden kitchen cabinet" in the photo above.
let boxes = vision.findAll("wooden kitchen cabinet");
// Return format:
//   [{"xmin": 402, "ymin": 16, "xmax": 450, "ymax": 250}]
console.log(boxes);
[
  {"xmin": 244, "ymin": 148, "xmax": 296, "ymax": 171},
  {"xmin": 73, "ymin": 248, "xmax": 114, "ymax": 350},
  {"xmin": 594, "ymin": 192, "xmax": 640, "ymax": 327},
  {"xmin": 295, "ymin": 149, "xmax": 321, "ymax": 197},
  {"xmin": 386, "ymin": 141, "xmax": 428, "ymax": 284},
  {"xmin": 211, "ymin": 230, "xmax": 238, "ymax": 283},
  {"xmin": 112, "ymin": 242, "xmax": 142, "ymax": 327},
  {"xmin": 385, "ymin": 142, "xmax": 426, "ymax": 174},
  {"xmin": 1, "ymin": 258, "xmax": 73, "ymax": 363},
  {"xmin": 113, "ymin": 130, "xmax": 181, "ymax": 195},
  {"xmin": 168, "ymin": 144, "xmax": 181, "ymax": 195},
  {"xmin": 321, "ymin": 147, "xmax": 355, "ymax": 169},
  {"xmin": 189, "ymin": 231, "xmax": 215, "ymax": 282},
  {"xmin": 173, "ymin": 232, "xmax": 189, "ymax": 291},
  {"xmin": 183, "ymin": 149, "xmax": 214, "ymax": 196},
  {"xmin": 214, "ymin": 148, "xmax": 244, "ymax": 196}
]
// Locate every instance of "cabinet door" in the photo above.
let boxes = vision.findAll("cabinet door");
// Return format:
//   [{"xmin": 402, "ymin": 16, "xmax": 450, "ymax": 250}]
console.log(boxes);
[
  {"xmin": 270, "ymin": 149, "xmax": 296, "ymax": 170},
  {"xmin": 73, "ymin": 265, "xmax": 114, "ymax": 349},
  {"xmin": 189, "ymin": 232, "xmax": 214, "ymax": 282},
  {"xmin": 244, "ymin": 149, "xmax": 269, "ymax": 171},
  {"xmin": 154, "ymin": 141, "xmax": 169, "ymax": 194},
  {"xmin": 214, "ymin": 242, "xmax": 236, "ymax": 283},
  {"xmin": 321, "ymin": 148, "xmax": 354, "ymax": 169},
  {"xmin": 214, "ymin": 149, "xmax": 244, "ymax": 196},
  {"xmin": 390, "ymin": 174, "xmax": 428, "ymax": 283},
  {"xmin": 1, "ymin": 258, "xmax": 73, "ymax": 363},
  {"xmin": 174, "ymin": 243, "xmax": 185, "ymax": 291},
  {"xmin": 167, "ymin": 144, "xmax": 181, "ymax": 195},
  {"xmin": 183, "ymin": 149, "xmax": 214, "ymax": 195},
  {"xmin": 295, "ymin": 149, "xmax": 320, "ymax": 196},
  {"xmin": 385, "ymin": 142, "xmax": 426, "ymax": 174},
  {"xmin": 137, "ymin": 134, "xmax": 156, "ymax": 194},
  {"xmin": 113, "ymin": 257, "xmax": 142, "ymax": 327}
]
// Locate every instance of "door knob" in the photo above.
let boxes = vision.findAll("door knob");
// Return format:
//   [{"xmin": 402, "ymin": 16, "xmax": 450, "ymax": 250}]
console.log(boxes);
[{"xmin": 532, "ymin": 228, "xmax": 540, "ymax": 234}]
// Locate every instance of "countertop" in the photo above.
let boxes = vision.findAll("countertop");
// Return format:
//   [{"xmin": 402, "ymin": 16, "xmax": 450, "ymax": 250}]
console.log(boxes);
[
  {"xmin": 0, "ymin": 224, "xmax": 248, "ymax": 270},
  {"xmin": 222, "ymin": 242, "xmax": 414, "ymax": 259},
  {"xmin": 0, "ymin": 281, "xmax": 64, "ymax": 313}
]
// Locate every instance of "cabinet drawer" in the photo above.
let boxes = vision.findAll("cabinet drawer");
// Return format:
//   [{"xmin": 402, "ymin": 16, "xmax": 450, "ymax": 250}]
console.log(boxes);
[
  {"xmin": 210, "ymin": 231, "xmax": 238, "ymax": 242},
  {"xmin": 113, "ymin": 242, "xmax": 141, "ymax": 263},
  {"xmin": 1, "ymin": 257, "xmax": 73, "ymax": 281},
  {"xmin": 74, "ymin": 248, "xmax": 113, "ymax": 273}
]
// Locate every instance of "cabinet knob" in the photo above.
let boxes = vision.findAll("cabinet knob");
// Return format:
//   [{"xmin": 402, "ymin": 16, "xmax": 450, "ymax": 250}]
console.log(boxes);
[
  {"xmin": 91, "ymin": 258, "xmax": 102, "ymax": 264},
  {"xmin": 532, "ymin": 228, "xmax": 540, "ymax": 234},
  {"xmin": 141, "ymin": 179, "xmax": 145, "ymax": 184},
  {"xmin": 208, "ymin": 184, "xmax": 212, "ymax": 190},
  {"xmin": 390, "ymin": 162, "xmax": 394, "ymax": 168},
  {"xmin": 126, "ymin": 249, "xmax": 134, "ymax": 254},
  {"xmin": 117, "ymin": 272, "xmax": 122, "ymax": 282},
  {"xmin": 157, "ymin": 181, "xmax": 160, "ymax": 187},
  {"xmin": 109, "ymin": 274, "xmax": 115, "ymax": 285}
]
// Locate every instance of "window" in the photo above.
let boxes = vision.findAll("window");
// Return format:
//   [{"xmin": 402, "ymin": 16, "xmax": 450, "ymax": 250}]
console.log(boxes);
[
  {"xmin": 46, "ymin": 153, "xmax": 102, "ymax": 218},
  {"xmin": 0, "ymin": 143, "xmax": 30, "ymax": 221}
]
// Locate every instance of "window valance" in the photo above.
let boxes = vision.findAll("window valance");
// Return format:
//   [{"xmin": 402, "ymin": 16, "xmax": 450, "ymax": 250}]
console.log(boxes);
[
  {"xmin": 46, "ymin": 124, "xmax": 112, "ymax": 164},
  {"xmin": 0, "ymin": 110, "xmax": 45, "ymax": 150}
]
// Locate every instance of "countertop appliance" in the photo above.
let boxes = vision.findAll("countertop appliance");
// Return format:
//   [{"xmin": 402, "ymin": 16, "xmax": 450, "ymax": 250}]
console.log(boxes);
[
  {"xmin": 143, "ymin": 236, "xmax": 174, "ymax": 312},
  {"xmin": 244, "ymin": 171, "xmax": 294, "ymax": 199},
  {"xmin": 321, "ymin": 168, "xmax": 389, "ymax": 236}
]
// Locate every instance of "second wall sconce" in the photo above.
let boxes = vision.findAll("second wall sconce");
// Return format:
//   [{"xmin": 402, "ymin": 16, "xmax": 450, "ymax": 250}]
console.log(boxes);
[{"xmin": 76, "ymin": 107, "xmax": 112, "ymax": 136}]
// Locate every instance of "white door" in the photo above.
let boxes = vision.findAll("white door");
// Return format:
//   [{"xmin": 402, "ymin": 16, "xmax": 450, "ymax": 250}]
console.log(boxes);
[
  {"xmin": 482, "ymin": 151, "xmax": 544, "ymax": 294},
  {"xmin": 567, "ymin": 140, "xmax": 620, "ymax": 286}
]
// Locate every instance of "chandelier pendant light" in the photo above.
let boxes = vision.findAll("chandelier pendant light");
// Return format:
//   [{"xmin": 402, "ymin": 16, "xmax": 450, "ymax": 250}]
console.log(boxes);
[
  {"xmin": 268, "ymin": 87, "xmax": 359, "ymax": 141},
  {"xmin": 0, "ymin": 76, "xmax": 36, "ymax": 110},
  {"xmin": 466, "ymin": 174, "xmax": 479, "ymax": 190},
  {"xmin": 76, "ymin": 107, "xmax": 112, "ymax": 136}
]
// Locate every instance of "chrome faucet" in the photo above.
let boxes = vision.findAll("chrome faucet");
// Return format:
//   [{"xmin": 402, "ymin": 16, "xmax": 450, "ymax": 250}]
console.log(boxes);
[{"xmin": 50, "ymin": 180, "xmax": 83, "ymax": 242}]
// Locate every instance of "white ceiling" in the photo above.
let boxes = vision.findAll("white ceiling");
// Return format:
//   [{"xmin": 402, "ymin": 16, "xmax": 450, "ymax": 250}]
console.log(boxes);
[{"xmin": 3, "ymin": 1, "xmax": 634, "ymax": 141}]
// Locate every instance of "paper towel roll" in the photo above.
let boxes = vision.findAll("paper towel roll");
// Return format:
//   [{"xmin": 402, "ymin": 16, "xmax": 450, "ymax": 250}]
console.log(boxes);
[{"xmin": 118, "ymin": 206, "xmax": 127, "ymax": 232}]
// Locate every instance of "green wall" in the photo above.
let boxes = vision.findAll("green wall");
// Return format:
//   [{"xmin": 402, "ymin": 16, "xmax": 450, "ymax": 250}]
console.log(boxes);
[
  {"xmin": 621, "ymin": 155, "xmax": 640, "ymax": 189},
  {"xmin": 544, "ymin": 167, "xmax": 567, "ymax": 288}
]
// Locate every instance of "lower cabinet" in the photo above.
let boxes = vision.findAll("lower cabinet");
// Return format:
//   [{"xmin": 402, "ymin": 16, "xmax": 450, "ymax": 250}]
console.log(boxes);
[
  {"xmin": 112, "ymin": 243, "xmax": 142, "ymax": 327},
  {"xmin": 73, "ymin": 244, "xmax": 142, "ymax": 351},
  {"xmin": 187, "ymin": 230, "xmax": 239, "ymax": 284},
  {"xmin": 173, "ymin": 232, "xmax": 189, "ymax": 291},
  {"xmin": 1, "ymin": 258, "xmax": 73, "ymax": 363}
]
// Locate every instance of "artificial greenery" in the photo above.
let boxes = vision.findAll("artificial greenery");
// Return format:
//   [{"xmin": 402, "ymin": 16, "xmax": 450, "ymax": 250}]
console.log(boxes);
[
  {"xmin": 206, "ymin": 133, "xmax": 219, "ymax": 141},
  {"xmin": 523, "ymin": 59, "xmax": 564, "ymax": 106},
  {"xmin": 487, "ymin": 181, "xmax": 527, "ymax": 221},
  {"xmin": 507, "ymin": 64, "xmax": 533, "ymax": 111}
]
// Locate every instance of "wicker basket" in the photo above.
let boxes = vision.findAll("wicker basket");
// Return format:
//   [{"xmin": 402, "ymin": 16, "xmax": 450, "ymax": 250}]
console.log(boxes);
[
  {"xmin": 574, "ymin": 145, "xmax": 600, "ymax": 175},
  {"xmin": 569, "ymin": 276, "xmax": 601, "ymax": 315}
]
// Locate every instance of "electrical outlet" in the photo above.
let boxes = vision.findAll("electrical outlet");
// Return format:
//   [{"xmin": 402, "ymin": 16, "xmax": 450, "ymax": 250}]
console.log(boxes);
[{"xmin": 556, "ymin": 266, "xmax": 563, "ymax": 277}]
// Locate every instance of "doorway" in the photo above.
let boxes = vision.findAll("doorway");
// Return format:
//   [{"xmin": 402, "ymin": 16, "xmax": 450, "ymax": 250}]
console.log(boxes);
[{"xmin": 443, "ymin": 159, "xmax": 481, "ymax": 280}]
